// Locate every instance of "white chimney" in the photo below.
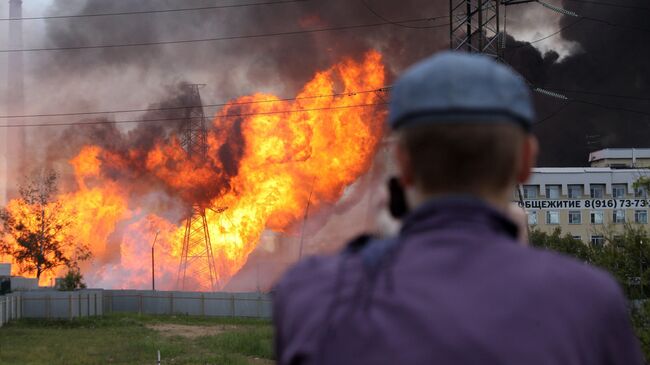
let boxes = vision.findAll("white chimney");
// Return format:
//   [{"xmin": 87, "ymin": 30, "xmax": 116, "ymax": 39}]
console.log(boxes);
[{"xmin": 3, "ymin": 0, "xmax": 26, "ymax": 204}]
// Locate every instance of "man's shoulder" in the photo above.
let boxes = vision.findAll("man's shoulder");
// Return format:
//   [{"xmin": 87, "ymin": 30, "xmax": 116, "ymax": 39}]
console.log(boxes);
[
  {"xmin": 516, "ymin": 245, "xmax": 624, "ymax": 305},
  {"xmin": 276, "ymin": 235, "xmax": 372, "ymax": 289},
  {"xmin": 275, "ymin": 254, "xmax": 341, "ymax": 293}
]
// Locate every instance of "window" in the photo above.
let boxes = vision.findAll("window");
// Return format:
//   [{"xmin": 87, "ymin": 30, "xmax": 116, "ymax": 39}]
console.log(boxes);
[
  {"xmin": 527, "ymin": 211, "xmax": 538, "ymax": 225},
  {"xmin": 635, "ymin": 210, "xmax": 648, "ymax": 224},
  {"xmin": 568, "ymin": 185, "xmax": 583, "ymax": 199},
  {"xmin": 613, "ymin": 209, "xmax": 626, "ymax": 224},
  {"xmin": 572, "ymin": 235, "xmax": 582, "ymax": 241},
  {"xmin": 523, "ymin": 185, "xmax": 538, "ymax": 200},
  {"xmin": 590, "ymin": 184, "xmax": 605, "ymax": 199},
  {"xmin": 545, "ymin": 185, "xmax": 561, "ymax": 199},
  {"xmin": 612, "ymin": 184, "xmax": 627, "ymax": 199},
  {"xmin": 546, "ymin": 211, "xmax": 560, "ymax": 225},
  {"xmin": 591, "ymin": 211, "xmax": 604, "ymax": 224},
  {"xmin": 568, "ymin": 211, "xmax": 581, "ymax": 224},
  {"xmin": 636, "ymin": 186, "xmax": 648, "ymax": 198},
  {"xmin": 591, "ymin": 235, "xmax": 605, "ymax": 246}
]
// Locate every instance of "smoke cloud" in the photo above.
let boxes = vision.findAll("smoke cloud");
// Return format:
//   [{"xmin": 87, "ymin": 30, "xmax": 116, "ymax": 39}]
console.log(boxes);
[
  {"xmin": 504, "ymin": 0, "xmax": 650, "ymax": 165},
  {"xmin": 7, "ymin": 0, "xmax": 644, "ymax": 168}
]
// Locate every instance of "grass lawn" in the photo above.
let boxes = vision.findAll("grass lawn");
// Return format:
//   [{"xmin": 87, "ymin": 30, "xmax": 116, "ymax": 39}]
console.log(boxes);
[{"xmin": 0, "ymin": 313, "xmax": 274, "ymax": 365}]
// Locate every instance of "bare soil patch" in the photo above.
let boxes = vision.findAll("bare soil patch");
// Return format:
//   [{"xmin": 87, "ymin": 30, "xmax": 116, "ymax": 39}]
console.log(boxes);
[{"xmin": 146, "ymin": 323, "xmax": 243, "ymax": 338}]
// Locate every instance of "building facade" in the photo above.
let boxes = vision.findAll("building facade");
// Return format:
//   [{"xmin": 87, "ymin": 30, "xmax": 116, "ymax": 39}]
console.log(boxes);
[{"xmin": 522, "ymin": 149, "xmax": 650, "ymax": 245}]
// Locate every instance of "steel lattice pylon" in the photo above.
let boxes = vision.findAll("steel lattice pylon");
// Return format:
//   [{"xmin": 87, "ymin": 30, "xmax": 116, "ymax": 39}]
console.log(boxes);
[
  {"xmin": 450, "ymin": 0, "xmax": 501, "ymax": 59},
  {"xmin": 176, "ymin": 84, "xmax": 219, "ymax": 291},
  {"xmin": 177, "ymin": 204, "xmax": 218, "ymax": 291},
  {"xmin": 179, "ymin": 84, "xmax": 209, "ymax": 160}
]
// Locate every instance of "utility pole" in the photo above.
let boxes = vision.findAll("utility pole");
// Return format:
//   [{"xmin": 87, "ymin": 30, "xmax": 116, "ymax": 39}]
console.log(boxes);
[
  {"xmin": 176, "ymin": 84, "xmax": 220, "ymax": 292},
  {"xmin": 151, "ymin": 231, "xmax": 159, "ymax": 291}
]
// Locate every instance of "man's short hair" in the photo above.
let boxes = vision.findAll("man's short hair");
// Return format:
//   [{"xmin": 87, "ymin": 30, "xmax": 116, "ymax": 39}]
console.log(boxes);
[{"xmin": 397, "ymin": 122, "xmax": 525, "ymax": 195}]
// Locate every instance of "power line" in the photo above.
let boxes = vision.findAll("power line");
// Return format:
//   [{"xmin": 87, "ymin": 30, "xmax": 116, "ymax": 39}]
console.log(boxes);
[
  {"xmin": 0, "ymin": 0, "xmax": 308, "ymax": 21},
  {"xmin": 534, "ymin": 101, "xmax": 573, "ymax": 126},
  {"xmin": 5, "ymin": 82, "xmax": 647, "ymax": 121},
  {"xmin": 0, "ymin": 102, "xmax": 388, "ymax": 128},
  {"xmin": 505, "ymin": 11, "xmax": 649, "ymax": 51},
  {"xmin": 0, "ymin": 18, "xmax": 448, "ymax": 53},
  {"xmin": 505, "ymin": 18, "xmax": 582, "ymax": 49},
  {"xmin": 533, "ymin": 98, "xmax": 650, "ymax": 126},
  {"xmin": 0, "ymin": 87, "xmax": 393, "ymax": 119},
  {"xmin": 548, "ymin": 88, "xmax": 650, "ymax": 102},
  {"xmin": 581, "ymin": 15, "xmax": 650, "ymax": 34},
  {"xmin": 564, "ymin": 0, "xmax": 650, "ymax": 12},
  {"xmin": 361, "ymin": 0, "xmax": 448, "ymax": 29},
  {"xmin": 572, "ymin": 99, "xmax": 650, "ymax": 117}
]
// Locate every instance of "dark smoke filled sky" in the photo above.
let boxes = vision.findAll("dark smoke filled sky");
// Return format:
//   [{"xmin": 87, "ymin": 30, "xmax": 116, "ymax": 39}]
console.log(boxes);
[{"xmin": 0, "ymin": 0, "xmax": 649, "ymax": 166}]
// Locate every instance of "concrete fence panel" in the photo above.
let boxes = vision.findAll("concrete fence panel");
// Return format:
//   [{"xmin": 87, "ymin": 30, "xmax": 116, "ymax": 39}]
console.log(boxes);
[
  {"xmin": 204, "ymin": 292, "xmax": 236, "ymax": 317},
  {"xmin": 1, "ymin": 289, "xmax": 268, "ymax": 325},
  {"xmin": 102, "ymin": 290, "xmax": 272, "ymax": 318},
  {"xmin": 20, "ymin": 290, "xmax": 103, "ymax": 319}
]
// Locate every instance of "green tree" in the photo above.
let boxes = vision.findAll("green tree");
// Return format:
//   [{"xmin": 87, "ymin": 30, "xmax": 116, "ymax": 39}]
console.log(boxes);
[
  {"xmin": 58, "ymin": 265, "xmax": 87, "ymax": 291},
  {"xmin": 530, "ymin": 228, "xmax": 593, "ymax": 262},
  {"xmin": 0, "ymin": 170, "xmax": 91, "ymax": 280},
  {"xmin": 634, "ymin": 176, "xmax": 650, "ymax": 193}
]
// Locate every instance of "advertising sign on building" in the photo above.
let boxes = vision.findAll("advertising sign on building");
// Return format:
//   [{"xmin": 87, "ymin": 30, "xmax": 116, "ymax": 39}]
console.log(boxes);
[{"xmin": 519, "ymin": 199, "xmax": 650, "ymax": 210}]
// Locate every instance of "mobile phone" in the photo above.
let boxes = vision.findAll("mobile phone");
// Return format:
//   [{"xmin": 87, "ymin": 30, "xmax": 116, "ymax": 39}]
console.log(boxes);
[{"xmin": 388, "ymin": 177, "xmax": 409, "ymax": 219}]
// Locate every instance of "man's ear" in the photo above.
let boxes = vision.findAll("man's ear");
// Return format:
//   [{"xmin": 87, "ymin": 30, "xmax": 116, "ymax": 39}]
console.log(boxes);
[
  {"xmin": 395, "ymin": 142, "xmax": 415, "ymax": 187},
  {"xmin": 516, "ymin": 134, "xmax": 538, "ymax": 183}
]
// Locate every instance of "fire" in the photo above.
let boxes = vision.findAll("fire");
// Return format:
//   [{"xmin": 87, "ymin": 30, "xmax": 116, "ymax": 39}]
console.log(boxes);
[{"xmin": 0, "ymin": 50, "xmax": 386, "ymax": 290}]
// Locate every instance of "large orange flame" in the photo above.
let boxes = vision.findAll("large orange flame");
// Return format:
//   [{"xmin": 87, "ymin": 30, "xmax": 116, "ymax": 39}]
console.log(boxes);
[{"xmin": 0, "ymin": 50, "xmax": 386, "ymax": 290}]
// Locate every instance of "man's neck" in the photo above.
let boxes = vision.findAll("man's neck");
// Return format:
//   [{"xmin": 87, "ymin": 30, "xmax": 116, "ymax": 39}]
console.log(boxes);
[{"xmin": 406, "ymin": 188, "xmax": 511, "ymax": 213}]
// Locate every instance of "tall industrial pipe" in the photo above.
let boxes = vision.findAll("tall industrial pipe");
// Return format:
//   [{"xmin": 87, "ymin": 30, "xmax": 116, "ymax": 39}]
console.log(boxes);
[{"xmin": 3, "ymin": 0, "xmax": 26, "ymax": 204}]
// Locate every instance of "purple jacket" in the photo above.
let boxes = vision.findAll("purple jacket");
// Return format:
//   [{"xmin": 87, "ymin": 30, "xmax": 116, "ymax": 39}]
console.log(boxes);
[{"xmin": 273, "ymin": 197, "xmax": 644, "ymax": 365}]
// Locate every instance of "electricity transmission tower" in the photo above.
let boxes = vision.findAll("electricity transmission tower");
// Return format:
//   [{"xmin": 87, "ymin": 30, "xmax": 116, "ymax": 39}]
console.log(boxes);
[
  {"xmin": 449, "ymin": 0, "xmax": 502, "ymax": 58},
  {"xmin": 449, "ymin": 0, "xmax": 572, "ymax": 59},
  {"xmin": 176, "ymin": 84, "xmax": 219, "ymax": 291}
]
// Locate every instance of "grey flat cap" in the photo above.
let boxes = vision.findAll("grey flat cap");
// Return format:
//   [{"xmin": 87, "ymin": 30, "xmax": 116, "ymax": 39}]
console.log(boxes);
[{"xmin": 388, "ymin": 51, "xmax": 535, "ymax": 131}]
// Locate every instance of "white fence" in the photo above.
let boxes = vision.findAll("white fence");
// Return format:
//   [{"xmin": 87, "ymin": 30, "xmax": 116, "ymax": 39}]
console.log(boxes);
[
  {"xmin": 0, "ymin": 289, "xmax": 271, "ymax": 327},
  {"xmin": 0, "ymin": 293, "xmax": 21, "ymax": 327}
]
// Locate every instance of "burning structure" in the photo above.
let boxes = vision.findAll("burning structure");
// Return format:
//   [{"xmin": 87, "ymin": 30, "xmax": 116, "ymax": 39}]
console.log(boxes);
[{"xmin": 0, "ymin": 51, "xmax": 387, "ymax": 291}]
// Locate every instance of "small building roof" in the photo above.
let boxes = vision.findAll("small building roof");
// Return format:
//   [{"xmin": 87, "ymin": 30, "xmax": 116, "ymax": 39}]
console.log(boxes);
[{"xmin": 588, "ymin": 148, "xmax": 650, "ymax": 162}]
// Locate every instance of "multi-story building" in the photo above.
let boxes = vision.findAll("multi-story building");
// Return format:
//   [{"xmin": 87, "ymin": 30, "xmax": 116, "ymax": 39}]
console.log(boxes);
[{"xmin": 522, "ymin": 148, "xmax": 650, "ymax": 245}]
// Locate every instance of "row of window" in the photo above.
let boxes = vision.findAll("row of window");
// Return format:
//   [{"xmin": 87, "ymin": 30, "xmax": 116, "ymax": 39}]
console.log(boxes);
[
  {"xmin": 528, "ymin": 210, "xmax": 648, "ymax": 225},
  {"xmin": 566, "ymin": 235, "xmax": 606, "ymax": 246},
  {"xmin": 576, "ymin": 235, "xmax": 640, "ymax": 246},
  {"xmin": 522, "ymin": 184, "xmax": 648, "ymax": 200}
]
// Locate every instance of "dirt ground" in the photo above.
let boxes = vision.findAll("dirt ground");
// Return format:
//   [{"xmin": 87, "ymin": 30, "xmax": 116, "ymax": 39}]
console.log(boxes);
[
  {"xmin": 145, "ymin": 323, "xmax": 244, "ymax": 338},
  {"xmin": 146, "ymin": 323, "xmax": 274, "ymax": 364}
]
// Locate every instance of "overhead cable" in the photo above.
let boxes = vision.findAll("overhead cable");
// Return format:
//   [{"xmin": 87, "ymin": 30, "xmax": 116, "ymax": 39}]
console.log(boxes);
[
  {"xmin": 361, "ymin": 0, "xmax": 447, "ymax": 29},
  {"xmin": 0, "ymin": 102, "xmax": 389, "ymax": 128},
  {"xmin": 0, "ymin": 18, "xmax": 448, "ymax": 53},
  {"xmin": 0, "ymin": 87, "xmax": 393, "ymax": 119},
  {"xmin": 0, "ymin": 0, "xmax": 309, "ymax": 21}
]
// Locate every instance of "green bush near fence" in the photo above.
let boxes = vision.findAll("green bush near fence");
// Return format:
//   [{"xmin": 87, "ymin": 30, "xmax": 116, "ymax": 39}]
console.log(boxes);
[{"xmin": 0, "ymin": 313, "xmax": 273, "ymax": 365}]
